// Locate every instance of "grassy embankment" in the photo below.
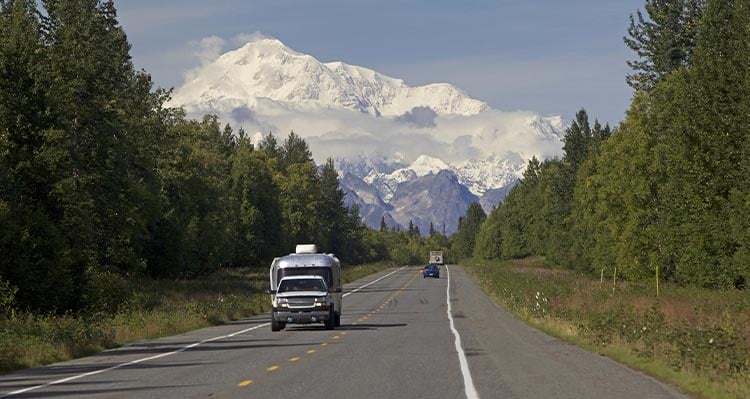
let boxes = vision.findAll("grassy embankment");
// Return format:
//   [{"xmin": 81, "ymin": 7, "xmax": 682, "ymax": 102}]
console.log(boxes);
[
  {"xmin": 0, "ymin": 261, "xmax": 396, "ymax": 374},
  {"xmin": 462, "ymin": 257, "xmax": 750, "ymax": 399}
]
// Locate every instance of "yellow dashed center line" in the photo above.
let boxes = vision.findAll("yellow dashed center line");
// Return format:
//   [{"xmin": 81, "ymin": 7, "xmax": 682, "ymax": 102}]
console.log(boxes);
[{"xmin": 233, "ymin": 269, "xmax": 423, "ymax": 391}]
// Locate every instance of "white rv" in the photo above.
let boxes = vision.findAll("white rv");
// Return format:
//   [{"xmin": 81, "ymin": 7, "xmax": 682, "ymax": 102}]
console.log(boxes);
[{"xmin": 268, "ymin": 244, "xmax": 342, "ymax": 331}]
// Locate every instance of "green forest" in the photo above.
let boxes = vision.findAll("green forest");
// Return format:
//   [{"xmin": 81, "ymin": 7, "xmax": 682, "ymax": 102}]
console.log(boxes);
[
  {"xmin": 0, "ymin": 0, "xmax": 454, "ymax": 318},
  {"xmin": 469, "ymin": 0, "xmax": 750, "ymax": 289}
]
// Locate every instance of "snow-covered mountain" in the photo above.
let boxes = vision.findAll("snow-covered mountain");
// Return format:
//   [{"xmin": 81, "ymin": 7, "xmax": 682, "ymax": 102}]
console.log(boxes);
[
  {"xmin": 168, "ymin": 35, "xmax": 567, "ymax": 234},
  {"xmin": 338, "ymin": 154, "xmax": 523, "ymax": 232},
  {"xmin": 357, "ymin": 155, "xmax": 525, "ymax": 201},
  {"xmin": 169, "ymin": 38, "xmax": 488, "ymax": 118}
]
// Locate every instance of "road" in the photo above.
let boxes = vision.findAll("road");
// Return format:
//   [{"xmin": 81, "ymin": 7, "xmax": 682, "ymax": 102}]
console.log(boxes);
[{"xmin": 0, "ymin": 265, "xmax": 686, "ymax": 399}]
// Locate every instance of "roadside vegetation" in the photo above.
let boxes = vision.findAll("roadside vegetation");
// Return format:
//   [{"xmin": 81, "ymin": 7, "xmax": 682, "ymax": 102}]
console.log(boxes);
[
  {"xmin": 0, "ymin": 261, "xmax": 395, "ymax": 374},
  {"xmin": 463, "ymin": 257, "xmax": 750, "ymax": 399},
  {"xmin": 451, "ymin": 5, "xmax": 750, "ymax": 396}
]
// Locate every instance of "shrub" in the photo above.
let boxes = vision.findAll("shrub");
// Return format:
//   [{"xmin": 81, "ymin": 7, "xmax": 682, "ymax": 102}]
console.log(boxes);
[
  {"xmin": 82, "ymin": 270, "xmax": 130, "ymax": 315},
  {"xmin": 0, "ymin": 275, "xmax": 17, "ymax": 316}
]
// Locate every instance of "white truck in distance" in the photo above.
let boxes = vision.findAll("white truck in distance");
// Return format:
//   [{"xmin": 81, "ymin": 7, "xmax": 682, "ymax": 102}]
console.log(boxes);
[
  {"xmin": 268, "ymin": 244, "xmax": 342, "ymax": 332},
  {"xmin": 430, "ymin": 251, "xmax": 444, "ymax": 265}
]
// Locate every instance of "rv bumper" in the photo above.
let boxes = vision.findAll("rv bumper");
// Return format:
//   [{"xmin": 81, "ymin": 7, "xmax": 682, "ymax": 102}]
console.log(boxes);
[{"xmin": 273, "ymin": 309, "xmax": 330, "ymax": 324}]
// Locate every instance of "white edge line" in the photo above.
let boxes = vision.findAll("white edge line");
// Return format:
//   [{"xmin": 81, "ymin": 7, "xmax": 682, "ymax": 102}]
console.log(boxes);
[
  {"xmin": 1, "ymin": 265, "xmax": 408, "ymax": 398},
  {"xmin": 0, "ymin": 322, "xmax": 269, "ymax": 398},
  {"xmin": 446, "ymin": 265, "xmax": 480, "ymax": 399}
]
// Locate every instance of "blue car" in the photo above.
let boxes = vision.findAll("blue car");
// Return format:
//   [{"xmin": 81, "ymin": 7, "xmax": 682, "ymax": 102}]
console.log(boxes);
[{"xmin": 423, "ymin": 264, "xmax": 440, "ymax": 278}]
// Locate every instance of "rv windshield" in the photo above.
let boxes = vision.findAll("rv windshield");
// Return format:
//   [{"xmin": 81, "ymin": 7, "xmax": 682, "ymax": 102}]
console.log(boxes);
[
  {"xmin": 278, "ymin": 278, "xmax": 327, "ymax": 293},
  {"xmin": 277, "ymin": 267, "xmax": 332, "ymax": 287}
]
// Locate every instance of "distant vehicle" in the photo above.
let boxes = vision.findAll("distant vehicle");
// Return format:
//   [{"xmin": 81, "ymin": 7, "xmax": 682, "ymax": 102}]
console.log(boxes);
[
  {"xmin": 423, "ymin": 264, "xmax": 440, "ymax": 278},
  {"xmin": 429, "ymin": 251, "xmax": 443, "ymax": 265},
  {"xmin": 270, "ymin": 275, "xmax": 334, "ymax": 331},
  {"xmin": 268, "ymin": 244, "xmax": 342, "ymax": 331}
]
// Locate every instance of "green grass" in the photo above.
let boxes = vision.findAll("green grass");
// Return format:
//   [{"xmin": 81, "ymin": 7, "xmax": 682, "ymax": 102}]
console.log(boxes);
[
  {"xmin": 0, "ymin": 261, "xmax": 396, "ymax": 374},
  {"xmin": 461, "ymin": 257, "xmax": 750, "ymax": 399}
]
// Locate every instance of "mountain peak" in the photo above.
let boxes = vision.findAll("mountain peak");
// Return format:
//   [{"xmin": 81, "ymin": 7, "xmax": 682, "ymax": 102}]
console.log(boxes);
[
  {"xmin": 409, "ymin": 155, "xmax": 450, "ymax": 176},
  {"xmin": 233, "ymin": 37, "xmax": 304, "ymax": 59},
  {"xmin": 169, "ymin": 37, "xmax": 488, "ymax": 117}
]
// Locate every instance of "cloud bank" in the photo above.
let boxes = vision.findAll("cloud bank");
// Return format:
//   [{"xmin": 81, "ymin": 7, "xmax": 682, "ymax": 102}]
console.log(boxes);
[{"xmin": 192, "ymin": 101, "xmax": 564, "ymax": 166}]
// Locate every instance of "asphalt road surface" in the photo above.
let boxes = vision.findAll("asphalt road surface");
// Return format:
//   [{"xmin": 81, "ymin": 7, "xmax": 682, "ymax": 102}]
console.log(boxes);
[{"xmin": 0, "ymin": 265, "xmax": 687, "ymax": 399}]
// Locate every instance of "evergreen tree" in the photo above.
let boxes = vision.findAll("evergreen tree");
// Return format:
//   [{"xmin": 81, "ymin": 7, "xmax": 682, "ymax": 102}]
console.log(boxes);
[
  {"xmin": 278, "ymin": 161, "xmax": 321, "ymax": 250},
  {"xmin": 146, "ymin": 116, "xmax": 233, "ymax": 276},
  {"xmin": 40, "ymin": 0, "xmax": 163, "ymax": 278},
  {"xmin": 317, "ymin": 157, "xmax": 347, "ymax": 254},
  {"xmin": 451, "ymin": 202, "xmax": 486, "ymax": 260},
  {"xmin": 624, "ymin": 0, "xmax": 704, "ymax": 91},
  {"xmin": 279, "ymin": 130, "xmax": 312, "ymax": 171},
  {"xmin": 340, "ymin": 203, "xmax": 366, "ymax": 264},
  {"xmin": 562, "ymin": 109, "xmax": 592, "ymax": 170},
  {"xmin": 229, "ymin": 135, "xmax": 282, "ymax": 265},
  {"xmin": 259, "ymin": 131, "xmax": 280, "ymax": 160},
  {"xmin": 379, "ymin": 216, "xmax": 387, "ymax": 232},
  {"xmin": 474, "ymin": 207, "xmax": 503, "ymax": 260}
]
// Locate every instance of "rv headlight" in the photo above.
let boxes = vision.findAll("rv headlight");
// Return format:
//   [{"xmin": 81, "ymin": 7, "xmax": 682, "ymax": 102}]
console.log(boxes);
[{"xmin": 276, "ymin": 298, "xmax": 289, "ymax": 307}]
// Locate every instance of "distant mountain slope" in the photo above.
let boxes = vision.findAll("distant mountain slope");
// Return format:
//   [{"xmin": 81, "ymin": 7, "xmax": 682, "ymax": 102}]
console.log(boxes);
[{"xmin": 389, "ymin": 170, "xmax": 479, "ymax": 234}]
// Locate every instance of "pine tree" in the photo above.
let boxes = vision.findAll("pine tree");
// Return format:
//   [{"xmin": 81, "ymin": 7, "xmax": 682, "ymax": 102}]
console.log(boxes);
[
  {"xmin": 562, "ymin": 109, "xmax": 592, "ymax": 170},
  {"xmin": 259, "ymin": 131, "xmax": 280, "ymax": 160},
  {"xmin": 624, "ymin": 0, "xmax": 704, "ymax": 91},
  {"xmin": 279, "ymin": 130, "xmax": 312, "ymax": 171},
  {"xmin": 451, "ymin": 202, "xmax": 486, "ymax": 260},
  {"xmin": 318, "ymin": 157, "xmax": 347, "ymax": 254}
]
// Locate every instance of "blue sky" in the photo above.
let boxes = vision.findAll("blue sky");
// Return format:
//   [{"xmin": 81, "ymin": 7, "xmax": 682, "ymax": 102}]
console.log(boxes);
[{"xmin": 117, "ymin": 0, "xmax": 644, "ymax": 125}]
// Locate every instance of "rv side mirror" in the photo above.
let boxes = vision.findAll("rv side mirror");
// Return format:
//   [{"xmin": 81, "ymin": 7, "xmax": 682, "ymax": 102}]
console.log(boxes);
[
  {"xmin": 266, "ymin": 289, "xmax": 276, "ymax": 295},
  {"xmin": 333, "ymin": 287, "xmax": 342, "ymax": 293}
]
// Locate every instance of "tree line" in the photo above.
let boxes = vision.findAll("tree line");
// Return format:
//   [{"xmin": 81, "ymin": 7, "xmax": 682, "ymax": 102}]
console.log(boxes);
[
  {"xmin": 0, "ymin": 0, "xmax": 445, "ymax": 315},
  {"xmin": 468, "ymin": 0, "xmax": 749, "ymax": 289}
]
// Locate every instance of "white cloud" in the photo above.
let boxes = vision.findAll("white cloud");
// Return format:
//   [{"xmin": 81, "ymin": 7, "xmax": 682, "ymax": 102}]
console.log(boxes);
[
  {"xmin": 193, "ymin": 102, "xmax": 564, "ymax": 166},
  {"xmin": 232, "ymin": 31, "xmax": 275, "ymax": 46},
  {"xmin": 183, "ymin": 36, "xmax": 227, "ymax": 81}
]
